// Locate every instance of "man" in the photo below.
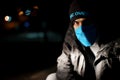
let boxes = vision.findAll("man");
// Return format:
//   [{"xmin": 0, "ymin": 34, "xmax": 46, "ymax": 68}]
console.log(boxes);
[{"xmin": 46, "ymin": 0, "xmax": 120, "ymax": 80}]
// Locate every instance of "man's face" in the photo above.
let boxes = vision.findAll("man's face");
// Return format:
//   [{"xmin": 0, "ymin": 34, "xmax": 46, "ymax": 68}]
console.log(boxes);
[
  {"xmin": 73, "ymin": 18, "xmax": 93, "ymax": 30},
  {"xmin": 73, "ymin": 18, "xmax": 85, "ymax": 30},
  {"xmin": 73, "ymin": 17, "xmax": 97, "ymax": 47}
]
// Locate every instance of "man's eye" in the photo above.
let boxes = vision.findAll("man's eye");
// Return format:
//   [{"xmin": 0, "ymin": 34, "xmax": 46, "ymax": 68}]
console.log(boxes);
[{"xmin": 74, "ymin": 21, "xmax": 79, "ymax": 25}]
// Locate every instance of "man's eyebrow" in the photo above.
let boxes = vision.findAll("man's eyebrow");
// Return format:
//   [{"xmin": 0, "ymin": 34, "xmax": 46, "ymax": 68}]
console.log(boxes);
[{"xmin": 74, "ymin": 21, "xmax": 79, "ymax": 24}]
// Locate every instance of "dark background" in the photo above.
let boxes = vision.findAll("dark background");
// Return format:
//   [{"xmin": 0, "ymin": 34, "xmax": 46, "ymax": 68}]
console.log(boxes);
[
  {"xmin": 0, "ymin": 0, "xmax": 72, "ymax": 80},
  {"xmin": 0, "ymin": 0, "xmax": 119, "ymax": 80}
]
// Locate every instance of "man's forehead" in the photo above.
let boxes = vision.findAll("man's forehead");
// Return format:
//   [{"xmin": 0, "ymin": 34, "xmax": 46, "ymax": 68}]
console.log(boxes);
[{"xmin": 75, "ymin": 18, "xmax": 86, "ymax": 22}]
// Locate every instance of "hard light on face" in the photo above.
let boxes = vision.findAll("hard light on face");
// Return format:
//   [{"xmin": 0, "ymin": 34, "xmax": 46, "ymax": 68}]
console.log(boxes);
[
  {"xmin": 73, "ymin": 18, "xmax": 97, "ymax": 47},
  {"xmin": 73, "ymin": 18, "xmax": 94, "ymax": 30},
  {"xmin": 73, "ymin": 18, "xmax": 86, "ymax": 30}
]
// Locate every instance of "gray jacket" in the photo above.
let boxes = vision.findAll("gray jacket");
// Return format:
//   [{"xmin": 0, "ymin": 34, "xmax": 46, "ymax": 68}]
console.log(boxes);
[{"xmin": 56, "ymin": 25, "xmax": 120, "ymax": 80}]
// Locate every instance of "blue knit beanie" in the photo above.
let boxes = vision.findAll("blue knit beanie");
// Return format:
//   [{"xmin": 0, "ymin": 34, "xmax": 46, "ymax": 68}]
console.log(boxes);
[{"xmin": 69, "ymin": 0, "xmax": 96, "ymax": 22}]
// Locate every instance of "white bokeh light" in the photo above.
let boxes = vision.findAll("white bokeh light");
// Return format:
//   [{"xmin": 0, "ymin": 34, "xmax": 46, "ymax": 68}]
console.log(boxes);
[{"xmin": 4, "ymin": 15, "xmax": 12, "ymax": 22}]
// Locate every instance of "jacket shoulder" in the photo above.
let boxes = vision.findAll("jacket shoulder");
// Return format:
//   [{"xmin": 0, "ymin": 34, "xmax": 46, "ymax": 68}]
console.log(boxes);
[{"xmin": 99, "ymin": 38, "xmax": 120, "ymax": 58}]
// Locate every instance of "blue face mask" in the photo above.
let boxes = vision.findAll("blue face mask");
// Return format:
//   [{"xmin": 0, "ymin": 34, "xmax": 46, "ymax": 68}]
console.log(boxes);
[{"xmin": 75, "ymin": 25, "xmax": 97, "ymax": 47}]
